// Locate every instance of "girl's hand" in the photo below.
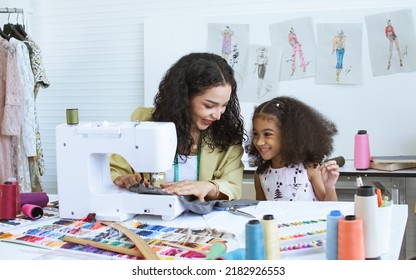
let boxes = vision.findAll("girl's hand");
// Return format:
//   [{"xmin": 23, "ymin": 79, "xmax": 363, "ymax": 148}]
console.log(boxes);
[{"xmin": 320, "ymin": 160, "xmax": 340, "ymax": 189}]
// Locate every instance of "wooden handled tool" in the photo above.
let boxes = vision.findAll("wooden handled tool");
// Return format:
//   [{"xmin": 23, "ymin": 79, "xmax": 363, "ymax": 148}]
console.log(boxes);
[
  {"xmin": 61, "ymin": 235, "xmax": 143, "ymax": 258},
  {"xmin": 101, "ymin": 221, "xmax": 159, "ymax": 260}
]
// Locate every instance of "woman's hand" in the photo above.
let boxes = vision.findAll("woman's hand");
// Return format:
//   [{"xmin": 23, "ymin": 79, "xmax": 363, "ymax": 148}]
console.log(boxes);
[
  {"xmin": 319, "ymin": 160, "xmax": 340, "ymax": 190},
  {"xmin": 114, "ymin": 173, "xmax": 147, "ymax": 189},
  {"xmin": 160, "ymin": 180, "xmax": 217, "ymax": 202}
]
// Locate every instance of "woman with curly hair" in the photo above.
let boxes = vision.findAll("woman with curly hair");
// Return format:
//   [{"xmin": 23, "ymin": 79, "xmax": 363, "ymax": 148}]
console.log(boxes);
[
  {"xmin": 245, "ymin": 96, "xmax": 339, "ymax": 201},
  {"xmin": 110, "ymin": 52, "xmax": 246, "ymax": 202}
]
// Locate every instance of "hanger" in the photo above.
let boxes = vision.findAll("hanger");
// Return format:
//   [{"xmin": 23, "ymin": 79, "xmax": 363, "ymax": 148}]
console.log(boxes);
[
  {"xmin": 10, "ymin": 25, "xmax": 26, "ymax": 41},
  {"xmin": 2, "ymin": 9, "xmax": 13, "ymax": 35},
  {"xmin": 0, "ymin": 27, "xmax": 10, "ymax": 40},
  {"xmin": 14, "ymin": 12, "xmax": 27, "ymax": 38},
  {"xmin": 3, "ymin": 9, "xmax": 26, "ymax": 41},
  {"xmin": 14, "ymin": 24, "xmax": 27, "ymax": 38}
]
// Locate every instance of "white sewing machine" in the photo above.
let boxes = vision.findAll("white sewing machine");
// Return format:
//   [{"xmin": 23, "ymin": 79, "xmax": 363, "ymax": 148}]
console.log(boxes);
[{"xmin": 55, "ymin": 121, "xmax": 186, "ymax": 221}]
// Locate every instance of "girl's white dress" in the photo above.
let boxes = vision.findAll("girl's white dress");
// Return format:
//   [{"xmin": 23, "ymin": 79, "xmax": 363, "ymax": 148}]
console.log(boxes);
[{"xmin": 259, "ymin": 163, "xmax": 318, "ymax": 201}]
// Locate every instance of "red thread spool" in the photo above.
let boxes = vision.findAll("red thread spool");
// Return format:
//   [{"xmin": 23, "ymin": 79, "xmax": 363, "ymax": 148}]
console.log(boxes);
[
  {"xmin": 0, "ymin": 182, "xmax": 17, "ymax": 219},
  {"xmin": 338, "ymin": 215, "xmax": 365, "ymax": 260},
  {"xmin": 21, "ymin": 204, "xmax": 44, "ymax": 220},
  {"xmin": 8, "ymin": 180, "xmax": 21, "ymax": 213}
]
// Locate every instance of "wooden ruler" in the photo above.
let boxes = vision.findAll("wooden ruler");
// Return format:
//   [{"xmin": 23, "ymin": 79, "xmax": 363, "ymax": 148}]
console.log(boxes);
[
  {"xmin": 101, "ymin": 221, "xmax": 159, "ymax": 260},
  {"xmin": 61, "ymin": 235, "xmax": 143, "ymax": 258}
]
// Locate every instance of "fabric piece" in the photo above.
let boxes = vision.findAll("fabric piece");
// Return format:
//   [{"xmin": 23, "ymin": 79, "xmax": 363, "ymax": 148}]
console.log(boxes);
[
  {"xmin": 23, "ymin": 36, "xmax": 50, "ymax": 97},
  {"xmin": 10, "ymin": 38, "xmax": 36, "ymax": 157},
  {"xmin": 24, "ymin": 36, "xmax": 49, "ymax": 191},
  {"xmin": 128, "ymin": 184, "xmax": 259, "ymax": 215},
  {"xmin": 177, "ymin": 197, "xmax": 259, "ymax": 215},
  {"xmin": 7, "ymin": 38, "xmax": 35, "ymax": 193},
  {"xmin": 0, "ymin": 38, "xmax": 13, "ymax": 182},
  {"xmin": 1, "ymin": 39, "xmax": 26, "ymax": 188},
  {"xmin": 2, "ymin": 38, "xmax": 22, "ymax": 136}
]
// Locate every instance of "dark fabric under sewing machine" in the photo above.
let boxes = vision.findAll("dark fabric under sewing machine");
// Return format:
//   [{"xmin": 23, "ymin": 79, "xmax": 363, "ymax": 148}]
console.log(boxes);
[{"xmin": 128, "ymin": 183, "xmax": 259, "ymax": 215}]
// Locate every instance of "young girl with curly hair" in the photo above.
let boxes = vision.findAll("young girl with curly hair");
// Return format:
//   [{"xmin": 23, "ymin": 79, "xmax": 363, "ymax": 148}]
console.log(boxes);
[{"xmin": 245, "ymin": 96, "xmax": 339, "ymax": 201}]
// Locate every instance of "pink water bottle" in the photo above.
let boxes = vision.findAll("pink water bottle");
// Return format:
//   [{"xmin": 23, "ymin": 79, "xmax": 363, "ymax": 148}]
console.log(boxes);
[{"xmin": 354, "ymin": 130, "xmax": 370, "ymax": 170}]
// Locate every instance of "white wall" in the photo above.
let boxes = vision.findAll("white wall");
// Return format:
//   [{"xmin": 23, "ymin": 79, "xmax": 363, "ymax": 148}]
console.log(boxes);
[
  {"xmin": 1, "ymin": 0, "xmax": 415, "ymax": 259},
  {"xmin": 143, "ymin": 5, "xmax": 416, "ymax": 162},
  {"xmin": 3, "ymin": 0, "xmax": 413, "ymax": 190}
]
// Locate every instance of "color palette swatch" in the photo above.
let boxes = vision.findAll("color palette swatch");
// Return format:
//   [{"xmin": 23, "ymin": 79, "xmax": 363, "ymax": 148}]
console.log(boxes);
[
  {"xmin": 0, "ymin": 218, "xmax": 235, "ymax": 260},
  {"xmin": 1, "ymin": 216, "xmax": 329, "ymax": 259}
]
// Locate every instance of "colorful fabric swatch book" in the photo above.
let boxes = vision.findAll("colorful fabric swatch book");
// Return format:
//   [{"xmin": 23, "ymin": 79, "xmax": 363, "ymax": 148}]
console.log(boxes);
[
  {"xmin": 0, "ymin": 216, "xmax": 329, "ymax": 259},
  {"xmin": 0, "ymin": 218, "xmax": 236, "ymax": 260}
]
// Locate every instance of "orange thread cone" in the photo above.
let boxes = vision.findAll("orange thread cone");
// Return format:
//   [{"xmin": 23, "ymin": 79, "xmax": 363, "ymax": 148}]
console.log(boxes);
[{"xmin": 338, "ymin": 215, "xmax": 365, "ymax": 260}]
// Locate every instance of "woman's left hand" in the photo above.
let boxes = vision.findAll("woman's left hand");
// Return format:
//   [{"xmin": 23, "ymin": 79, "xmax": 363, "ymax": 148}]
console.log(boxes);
[
  {"xmin": 160, "ymin": 180, "xmax": 216, "ymax": 202},
  {"xmin": 319, "ymin": 160, "xmax": 340, "ymax": 189}
]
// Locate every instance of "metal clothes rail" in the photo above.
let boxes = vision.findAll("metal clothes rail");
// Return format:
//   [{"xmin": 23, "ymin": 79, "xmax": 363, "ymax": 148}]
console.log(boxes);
[{"xmin": 0, "ymin": 8, "xmax": 24, "ymax": 14}]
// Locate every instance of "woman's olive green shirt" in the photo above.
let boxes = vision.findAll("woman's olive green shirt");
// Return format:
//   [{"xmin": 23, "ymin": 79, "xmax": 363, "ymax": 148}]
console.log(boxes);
[{"xmin": 109, "ymin": 107, "xmax": 244, "ymax": 200}]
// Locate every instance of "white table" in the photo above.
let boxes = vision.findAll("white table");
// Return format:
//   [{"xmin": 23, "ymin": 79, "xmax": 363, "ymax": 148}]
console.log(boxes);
[
  {"xmin": 244, "ymin": 159, "xmax": 415, "ymax": 259},
  {"xmin": 0, "ymin": 199, "xmax": 408, "ymax": 260}
]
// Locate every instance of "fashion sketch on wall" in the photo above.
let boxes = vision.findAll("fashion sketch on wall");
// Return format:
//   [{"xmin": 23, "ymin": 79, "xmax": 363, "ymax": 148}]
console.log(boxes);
[
  {"xmin": 206, "ymin": 23, "xmax": 249, "ymax": 83},
  {"xmin": 316, "ymin": 23, "xmax": 363, "ymax": 85},
  {"xmin": 365, "ymin": 9, "xmax": 416, "ymax": 76},
  {"xmin": 238, "ymin": 45, "xmax": 282, "ymax": 103},
  {"xmin": 269, "ymin": 17, "xmax": 316, "ymax": 81}
]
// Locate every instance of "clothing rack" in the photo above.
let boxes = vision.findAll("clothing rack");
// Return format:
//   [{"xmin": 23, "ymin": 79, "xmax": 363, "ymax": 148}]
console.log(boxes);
[{"xmin": 0, "ymin": 8, "xmax": 24, "ymax": 14}]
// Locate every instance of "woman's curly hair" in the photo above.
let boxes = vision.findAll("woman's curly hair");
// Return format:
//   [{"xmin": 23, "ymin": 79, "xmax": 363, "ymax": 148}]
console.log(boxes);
[
  {"xmin": 152, "ymin": 52, "xmax": 246, "ymax": 155},
  {"xmin": 245, "ymin": 96, "xmax": 338, "ymax": 174}
]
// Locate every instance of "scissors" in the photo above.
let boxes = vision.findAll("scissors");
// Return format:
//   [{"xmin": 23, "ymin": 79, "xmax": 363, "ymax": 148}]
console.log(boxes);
[{"xmin": 214, "ymin": 206, "xmax": 256, "ymax": 219}]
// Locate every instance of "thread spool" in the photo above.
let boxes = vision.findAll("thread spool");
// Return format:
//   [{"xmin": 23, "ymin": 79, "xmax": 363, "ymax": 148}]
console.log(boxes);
[
  {"xmin": 354, "ymin": 130, "xmax": 370, "ymax": 170},
  {"xmin": 326, "ymin": 156, "xmax": 346, "ymax": 167},
  {"xmin": 66, "ymin": 108, "xmax": 79, "ymax": 125},
  {"xmin": 338, "ymin": 215, "xmax": 365, "ymax": 260},
  {"xmin": 261, "ymin": 214, "xmax": 280, "ymax": 260},
  {"xmin": 20, "ymin": 192, "xmax": 49, "ymax": 208},
  {"xmin": 216, "ymin": 248, "xmax": 246, "ymax": 260},
  {"xmin": 245, "ymin": 219, "xmax": 266, "ymax": 260},
  {"xmin": 5, "ymin": 179, "xmax": 20, "ymax": 214},
  {"xmin": 206, "ymin": 242, "xmax": 227, "ymax": 260},
  {"xmin": 21, "ymin": 204, "xmax": 44, "ymax": 220},
  {"xmin": 354, "ymin": 186, "xmax": 380, "ymax": 260},
  {"xmin": 0, "ymin": 182, "xmax": 17, "ymax": 219},
  {"xmin": 326, "ymin": 210, "xmax": 343, "ymax": 260}
]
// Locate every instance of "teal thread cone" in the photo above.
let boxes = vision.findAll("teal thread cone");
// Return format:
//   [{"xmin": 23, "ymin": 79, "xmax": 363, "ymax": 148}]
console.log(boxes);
[
  {"xmin": 245, "ymin": 219, "xmax": 265, "ymax": 260},
  {"xmin": 326, "ymin": 210, "xmax": 343, "ymax": 260}
]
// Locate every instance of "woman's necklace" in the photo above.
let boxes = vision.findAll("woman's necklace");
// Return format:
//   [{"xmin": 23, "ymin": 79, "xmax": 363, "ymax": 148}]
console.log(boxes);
[{"xmin": 191, "ymin": 131, "xmax": 201, "ymax": 153}]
